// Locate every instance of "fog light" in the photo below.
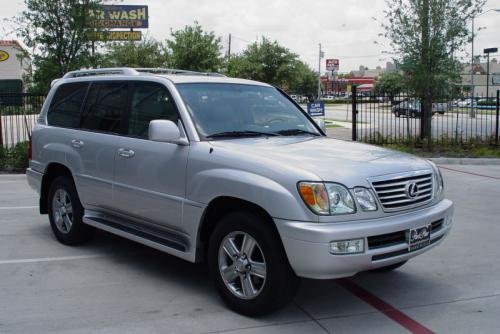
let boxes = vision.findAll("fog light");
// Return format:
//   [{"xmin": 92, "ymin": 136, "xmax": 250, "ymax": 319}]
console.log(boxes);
[{"xmin": 329, "ymin": 239, "xmax": 364, "ymax": 255}]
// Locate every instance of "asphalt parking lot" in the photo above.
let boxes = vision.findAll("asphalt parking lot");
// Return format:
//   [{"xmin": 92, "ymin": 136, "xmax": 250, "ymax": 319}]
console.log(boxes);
[{"xmin": 1, "ymin": 164, "xmax": 499, "ymax": 333}]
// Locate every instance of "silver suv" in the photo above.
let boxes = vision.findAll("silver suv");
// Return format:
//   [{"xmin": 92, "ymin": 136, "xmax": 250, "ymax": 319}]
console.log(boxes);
[{"xmin": 26, "ymin": 68, "xmax": 453, "ymax": 315}]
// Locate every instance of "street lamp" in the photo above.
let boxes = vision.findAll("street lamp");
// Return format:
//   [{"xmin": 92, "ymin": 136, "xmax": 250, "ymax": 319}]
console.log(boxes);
[{"xmin": 470, "ymin": 8, "xmax": 500, "ymax": 117}]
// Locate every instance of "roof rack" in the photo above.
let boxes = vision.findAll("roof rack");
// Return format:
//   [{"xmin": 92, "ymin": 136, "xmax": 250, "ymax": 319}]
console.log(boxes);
[{"xmin": 63, "ymin": 67, "xmax": 226, "ymax": 78}]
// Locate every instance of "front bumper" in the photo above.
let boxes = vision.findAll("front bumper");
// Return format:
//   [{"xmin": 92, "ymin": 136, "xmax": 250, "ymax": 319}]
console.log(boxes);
[{"xmin": 275, "ymin": 199, "xmax": 453, "ymax": 279}]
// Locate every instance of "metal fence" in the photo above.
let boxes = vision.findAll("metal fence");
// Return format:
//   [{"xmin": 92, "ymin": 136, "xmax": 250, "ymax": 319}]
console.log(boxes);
[
  {"xmin": 0, "ymin": 93, "xmax": 45, "ymax": 148},
  {"xmin": 351, "ymin": 87, "xmax": 500, "ymax": 147}
]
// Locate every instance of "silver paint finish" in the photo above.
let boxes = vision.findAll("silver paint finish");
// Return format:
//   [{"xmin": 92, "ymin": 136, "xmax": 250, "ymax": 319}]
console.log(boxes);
[{"xmin": 28, "ymin": 71, "xmax": 454, "ymax": 279}]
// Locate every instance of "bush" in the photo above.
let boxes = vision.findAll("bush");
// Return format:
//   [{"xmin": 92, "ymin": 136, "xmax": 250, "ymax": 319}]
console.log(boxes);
[
  {"xmin": 0, "ymin": 141, "xmax": 29, "ymax": 171},
  {"xmin": 0, "ymin": 145, "xmax": 6, "ymax": 170}
]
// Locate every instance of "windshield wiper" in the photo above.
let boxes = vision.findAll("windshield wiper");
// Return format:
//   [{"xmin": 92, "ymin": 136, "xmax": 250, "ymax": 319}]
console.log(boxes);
[
  {"xmin": 276, "ymin": 129, "xmax": 320, "ymax": 136},
  {"xmin": 206, "ymin": 130, "xmax": 280, "ymax": 139}
]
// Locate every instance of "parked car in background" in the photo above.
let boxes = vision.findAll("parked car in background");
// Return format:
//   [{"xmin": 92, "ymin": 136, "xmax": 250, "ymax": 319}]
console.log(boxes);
[
  {"xmin": 27, "ymin": 68, "xmax": 453, "ymax": 316},
  {"xmin": 456, "ymin": 99, "xmax": 477, "ymax": 108},
  {"xmin": 392, "ymin": 100, "xmax": 445, "ymax": 117}
]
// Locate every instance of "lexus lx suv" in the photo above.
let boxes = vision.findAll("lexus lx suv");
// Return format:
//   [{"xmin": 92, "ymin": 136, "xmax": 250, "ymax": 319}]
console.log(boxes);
[{"xmin": 26, "ymin": 68, "xmax": 453, "ymax": 316}]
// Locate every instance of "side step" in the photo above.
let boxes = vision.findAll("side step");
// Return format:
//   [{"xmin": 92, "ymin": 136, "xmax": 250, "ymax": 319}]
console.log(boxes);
[{"xmin": 83, "ymin": 215, "xmax": 189, "ymax": 253}]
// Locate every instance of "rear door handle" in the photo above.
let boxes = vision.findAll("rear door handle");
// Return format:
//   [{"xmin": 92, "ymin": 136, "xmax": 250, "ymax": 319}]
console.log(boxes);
[
  {"xmin": 118, "ymin": 148, "xmax": 135, "ymax": 158},
  {"xmin": 71, "ymin": 139, "xmax": 84, "ymax": 148}
]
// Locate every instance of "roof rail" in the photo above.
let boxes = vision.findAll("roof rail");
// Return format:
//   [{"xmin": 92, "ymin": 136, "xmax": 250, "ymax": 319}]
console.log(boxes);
[
  {"xmin": 62, "ymin": 67, "xmax": 226, "ymax": 78},
  {"xmin": 62, "ymin": 68, "xmax": 139, "ymax": 78}
]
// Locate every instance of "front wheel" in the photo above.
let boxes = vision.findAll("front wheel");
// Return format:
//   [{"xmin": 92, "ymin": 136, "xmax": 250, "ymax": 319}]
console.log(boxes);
[{"xmin": 208, "ymin": 211, "xmax": 299, "ymax": 316}]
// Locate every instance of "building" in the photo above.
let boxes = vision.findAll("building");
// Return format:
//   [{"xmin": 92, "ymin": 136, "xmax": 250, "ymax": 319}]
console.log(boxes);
[
  {"xmin": 321, "ymin": 62, "xmax": 396, "ymax": 94},
  {"xmin": 0, "ymin": 40, "xmax": 31, "ymax": 93},
  {"xmin": 461, "ymin": 58, "xmax": 500, "ymax": 97}
]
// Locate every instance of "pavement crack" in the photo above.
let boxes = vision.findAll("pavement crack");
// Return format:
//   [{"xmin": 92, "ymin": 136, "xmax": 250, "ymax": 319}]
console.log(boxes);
[{"xmin": 293, "ymin": 301, "xmax": 330, "ymax": 333}]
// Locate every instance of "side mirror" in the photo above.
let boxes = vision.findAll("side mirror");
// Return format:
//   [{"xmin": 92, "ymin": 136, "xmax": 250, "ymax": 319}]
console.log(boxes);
[
  {"xmin": 314, "ymin": 118, "xmax": 326, "ymax": 133},
  {"xmin": 148, "ymin": 120, "xmax": 189, "ymax": 145}
]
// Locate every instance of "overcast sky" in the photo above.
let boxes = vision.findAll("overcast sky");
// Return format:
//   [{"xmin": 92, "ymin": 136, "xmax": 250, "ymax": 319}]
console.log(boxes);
[{"xmin": 1, "ymin": 0, "xmax": 499, "ymax": 72}]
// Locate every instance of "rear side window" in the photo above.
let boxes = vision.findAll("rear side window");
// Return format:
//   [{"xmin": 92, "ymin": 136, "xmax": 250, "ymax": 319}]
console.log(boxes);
[
  {"xmin": 47, "ymin": 83, "xmax": 88, "ymax": 128},
  {"xmin": 81, "ymin": 82, "xmax": 128, "ymax": 133},
  {"xmin": 127, "ymin": 82, "xmax": 179, "ymax": 138}
]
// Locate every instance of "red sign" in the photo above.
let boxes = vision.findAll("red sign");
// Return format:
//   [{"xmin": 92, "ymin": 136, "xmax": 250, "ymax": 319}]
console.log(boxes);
[{"xmin": 326, "ymin": 59, "xmax": 339, "ymax": 71}]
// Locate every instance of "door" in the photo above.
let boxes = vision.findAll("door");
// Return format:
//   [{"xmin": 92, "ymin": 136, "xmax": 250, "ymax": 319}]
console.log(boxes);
[
  {"xmin": 68, "ymin": 81, "xmax": 129, "ymax": 210},
  {"xmin": 112, "ymin": 82, "xmax": 189, "ymax": 230}
]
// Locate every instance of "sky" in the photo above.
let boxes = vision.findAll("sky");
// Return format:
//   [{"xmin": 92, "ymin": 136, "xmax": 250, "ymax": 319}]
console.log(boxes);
[{"xmin": 1, "ymin": 0, "xmax": 500, "ymax": 73}]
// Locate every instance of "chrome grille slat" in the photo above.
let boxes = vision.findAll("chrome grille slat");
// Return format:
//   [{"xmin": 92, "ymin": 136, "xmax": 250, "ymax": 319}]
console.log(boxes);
[{"xmin": 369, "ymin": 171, "xmax": 434, "ymax": 212}]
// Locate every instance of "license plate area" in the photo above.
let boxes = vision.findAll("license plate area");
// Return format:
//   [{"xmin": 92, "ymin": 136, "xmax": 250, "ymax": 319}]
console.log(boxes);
[{"xmin": 408, "ymin": 225, "xmax": 431, "ymax": 251}]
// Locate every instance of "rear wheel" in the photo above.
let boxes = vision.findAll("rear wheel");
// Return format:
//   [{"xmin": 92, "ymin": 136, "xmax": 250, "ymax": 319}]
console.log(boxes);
[
  {"xmin": 208, "ymin": 211, "xmax": 299, "ymax": 316},
  {"xmin": 370, "ymin": 260, "xmax": 407, "ymax": 273},
  {"xmin": 48, "ymin": 176, "xmax": 94, "ymax": 245}
]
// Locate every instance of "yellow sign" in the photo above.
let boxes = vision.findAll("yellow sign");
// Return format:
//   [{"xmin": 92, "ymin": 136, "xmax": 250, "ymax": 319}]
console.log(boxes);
[
  {"xmin": 87, "ymin": 31, "xmax": 142, "ymax": 41},
  {"xmin": 0, "ymin": 50, "xmax": 9, "ymax": 62}
]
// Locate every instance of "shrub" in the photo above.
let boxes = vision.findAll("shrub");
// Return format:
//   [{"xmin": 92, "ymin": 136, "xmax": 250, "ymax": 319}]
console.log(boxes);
[
  {"xmin": 0, "ymin": 145, "xmax": 6, "ymax": 170},
  {"xmin": 0, "ymin": 141, "xmax": 29, "ymax": 171}
]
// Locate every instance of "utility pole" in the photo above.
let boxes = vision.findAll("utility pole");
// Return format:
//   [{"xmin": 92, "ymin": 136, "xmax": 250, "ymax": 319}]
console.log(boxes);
[
  {"xmin": 317, "ymin": 43, "xmax": 323, "ymax": 100},
  {"xmin": 484, "ymin": 48, "xmax": 498, "ymax": 98},
  {"xmin": 228, "ymin": 33, "xmax": 232, "ymax": 58}
]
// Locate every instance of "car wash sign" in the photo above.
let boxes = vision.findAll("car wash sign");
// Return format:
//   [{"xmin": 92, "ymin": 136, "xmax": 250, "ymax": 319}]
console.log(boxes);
[
  {"xmin": 307, "ymin": 101, "xmax": 325, "ymax": 117},
  {"xmin": 87, "ymin": 5, "xmax": 149, "ymax": 28}
]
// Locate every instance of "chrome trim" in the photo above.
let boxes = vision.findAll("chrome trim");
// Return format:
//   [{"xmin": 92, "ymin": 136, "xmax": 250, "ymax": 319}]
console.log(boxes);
[{"xmin": 367, "ymin": 170, "xmax": 434, "ymax": 212}]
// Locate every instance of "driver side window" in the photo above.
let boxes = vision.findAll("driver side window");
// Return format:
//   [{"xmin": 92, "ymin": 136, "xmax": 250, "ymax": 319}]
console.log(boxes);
[{"xmin": 127, "ymin": 82, "xmax": 180, "ymax": 139}]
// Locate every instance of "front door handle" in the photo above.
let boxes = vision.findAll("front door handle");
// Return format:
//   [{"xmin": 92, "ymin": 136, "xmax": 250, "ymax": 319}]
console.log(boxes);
[
  {"xmin": 118, "ymin": 148, "xmax": 135, "ymax": 158},
  {"xmin": 71, "ymin": 139, "xmax": 84, "ymax": 148}
]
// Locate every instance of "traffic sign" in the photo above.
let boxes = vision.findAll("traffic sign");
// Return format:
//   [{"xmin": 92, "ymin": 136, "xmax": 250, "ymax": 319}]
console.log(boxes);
[
  {"xmin": 326, "ymin": 59, "xmax": 339, "ymax": 71},
  {"xmin": 307, "ymin": 101, "xmax": 325, "ymax": 117}
]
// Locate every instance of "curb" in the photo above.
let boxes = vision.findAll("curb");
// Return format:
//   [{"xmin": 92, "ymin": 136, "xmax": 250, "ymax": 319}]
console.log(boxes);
[{"xmin": 429, "ymin": 158, "xmax": 500, "ymax": 165}]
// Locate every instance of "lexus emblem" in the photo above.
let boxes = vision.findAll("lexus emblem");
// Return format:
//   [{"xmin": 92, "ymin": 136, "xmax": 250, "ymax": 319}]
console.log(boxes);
[{"xmin": 406, "ymin": 182, "xmax": 419, "ymax": 198}]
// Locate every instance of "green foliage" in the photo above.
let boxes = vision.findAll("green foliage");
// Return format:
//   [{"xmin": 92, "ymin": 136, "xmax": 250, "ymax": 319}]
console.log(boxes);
[
  {"xmin": 0, "ymin": 142, "xmax": 30, "ymax": 171},
  {"xmin": 15, "ymin": 0, "xmax": 102, "ymax": 94},
  {"xmin": 101, "ymin": 37, "xmax": 169, "ymax": 68},
  {"xmin": 166, "ymin": 22, "xmax": 223, "ymax": 72},
  {"xmin": 374, "ymin": 72, "xmax": 406, "ymax": 98},
  {"xmin": 226, "ymin": 37, "xmax": 317, "ymax": 95}
]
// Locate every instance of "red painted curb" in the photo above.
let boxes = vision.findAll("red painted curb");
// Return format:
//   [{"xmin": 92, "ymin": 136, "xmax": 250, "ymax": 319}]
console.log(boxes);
[
  {"xmin": 336, "ymin": 278, "xmax": 434, "ymax": 334},
  {"xmin": 438, "ymin": 166, "xmax": 500, "ymax": 180}
]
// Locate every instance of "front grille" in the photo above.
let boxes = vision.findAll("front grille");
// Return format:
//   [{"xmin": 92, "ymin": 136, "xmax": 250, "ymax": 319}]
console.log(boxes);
[
  {"xmin": 370, "ymin": 171, "xmax": 433, "ymax": 211},
  {"xmin": 371, "ymin": 235, "xmax": 444, "ymax": 261}
]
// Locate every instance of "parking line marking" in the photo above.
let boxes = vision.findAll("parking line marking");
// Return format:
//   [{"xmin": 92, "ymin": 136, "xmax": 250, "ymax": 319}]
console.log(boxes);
[
  {"xmin": 337, "ymin": 278, "xmax": 434, "ymax": 334},
  {"xmin": 0, "ymin": 254, "xmax": 107, "ymax": 265},
  {"xmin": 438, "ymin": 166, "xmax": 500, "ymax": 180},
  {"xmin": 0, "ymin": 206, "xmax": 38, "ymax": 210}
]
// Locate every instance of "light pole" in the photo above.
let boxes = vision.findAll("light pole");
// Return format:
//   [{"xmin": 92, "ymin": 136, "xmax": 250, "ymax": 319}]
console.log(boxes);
[
  {"xmin": 470, "ymin": 9, "xmax": 500, "ymax": 117},
  {"xmin": 318, "ymin": 43, "xmax": 324, "ymax": 100}
]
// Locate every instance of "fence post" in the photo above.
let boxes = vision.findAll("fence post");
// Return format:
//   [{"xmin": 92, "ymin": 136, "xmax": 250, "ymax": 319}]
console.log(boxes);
[
  {"xmin": 0, "ymin": 104, "xmax": 3, "ymax": 148},
  {"xmin": 496, "ymin": 90, "xmax": 499, "ymax": 146},
  {"xmin": 351, "ymin": 85, "xmax": 357, "ymax": 141}
]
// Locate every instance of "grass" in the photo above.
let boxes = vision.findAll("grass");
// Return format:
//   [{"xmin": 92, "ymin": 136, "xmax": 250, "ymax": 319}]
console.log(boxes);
[{"xmin": 380, "ymin": 141, "xmax": 500, "ymax": 158}]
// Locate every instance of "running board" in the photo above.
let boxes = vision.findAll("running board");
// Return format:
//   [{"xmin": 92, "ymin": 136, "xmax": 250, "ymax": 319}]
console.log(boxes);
[{"xmin": 83, "ymin": 215, "xmax": 189, "ymax": 253}]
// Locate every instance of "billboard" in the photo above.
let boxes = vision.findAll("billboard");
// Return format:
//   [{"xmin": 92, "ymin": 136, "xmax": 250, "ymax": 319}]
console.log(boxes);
[
  {"xmin": 88, "ymin": 31, "xmax": 142, "ymax": 41},
  {"xmin": 87, "ymin": 5, "xmax": 148, "ymax": 28},
  {"xmin": 326, "ymin": 59, "xmax": 339, "ymax": 71}
]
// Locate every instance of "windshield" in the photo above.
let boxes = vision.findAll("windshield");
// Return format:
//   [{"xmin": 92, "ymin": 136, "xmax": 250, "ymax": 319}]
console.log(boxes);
[{"xmin": 176, "ymin": 83, "xmax": 320, "ymax": 139}]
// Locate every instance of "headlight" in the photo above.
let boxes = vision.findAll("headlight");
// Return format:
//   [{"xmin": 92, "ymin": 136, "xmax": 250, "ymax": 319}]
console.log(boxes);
[
  {"xmin": 353, "ymin": 187, "xmax": 377, "ymax": 211},
  {"xmin": 298, "ymin": 182, "xmax": 355, "ymax": 215},
  {"xmin": 428, "ymin": 161, "xmax": 444, "ymax": 198}
]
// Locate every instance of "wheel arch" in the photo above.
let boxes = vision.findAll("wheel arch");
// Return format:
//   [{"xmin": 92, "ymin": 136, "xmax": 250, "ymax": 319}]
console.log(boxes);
[
  {"xmin": 196, "ymin": 196, "xmax": 281, "ymax": 262},
  {"xmin": 40, "ymin": 163, "xmax": 74, "ymax": 214}
]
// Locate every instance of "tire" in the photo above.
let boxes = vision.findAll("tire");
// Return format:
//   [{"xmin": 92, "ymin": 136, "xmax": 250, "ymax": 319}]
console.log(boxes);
[
  {"xmin": 48, "ymin": 176, "xmax": 94, "ymax": 245},
  {"xmin": 395, "ymin": 110, "xmax": 400, "ymax": 117},
  {"xmin": 208, "ymin": 211, "xmax": 299, "ymax": 316},
  {"xmin": 370, "ymin": 260, "xmax": 407, "ymax": 273},
  {"xmin": 411, "ymin": 111, "xmax": 416, "ymax": 118}
]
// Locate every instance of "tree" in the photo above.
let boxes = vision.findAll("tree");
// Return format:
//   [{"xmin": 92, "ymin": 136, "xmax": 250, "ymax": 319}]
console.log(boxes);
[
  {"xmin": 166, "ymin": 22, "xmax": 223, "ymax": 72},
  {"xmin": 15, "ymin": 0, "xmax": 100, "ymax": 93},
  {"xmin": 101, "ymin": 37, "xmax": 168, "ymax": 68},
  {"xmin": 226, "ymin": 37, "xmax": 315, "ymax": 95},
  {"xmin": 383, "ymin": 0, "xmax": 485, "ymax": 139},
  {"xmin": 374, "ymin": 71, "xmax": 406, "ymax": 102}
]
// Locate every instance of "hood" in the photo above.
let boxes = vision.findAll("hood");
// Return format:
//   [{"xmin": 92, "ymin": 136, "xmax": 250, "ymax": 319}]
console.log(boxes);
[{"xmin": 209, "ymin": 136, "xmax": 431, "ymax": 187}]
